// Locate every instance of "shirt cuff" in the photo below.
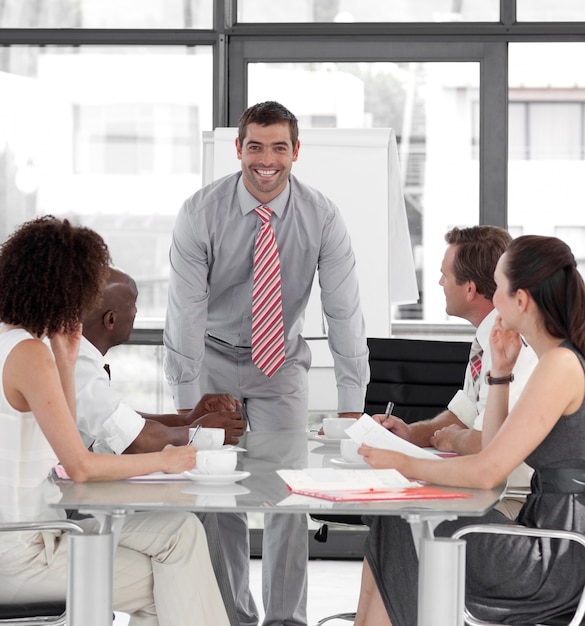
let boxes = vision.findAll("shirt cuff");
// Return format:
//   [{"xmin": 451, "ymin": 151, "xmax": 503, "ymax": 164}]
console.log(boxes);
[
  {"xmin": 170, "ymin": 383, "xmax": 202, "ymax": 412},
  {"xmin": 101, "ymin": 403, "xmax": 145, "ymax": 454},
  {"xmin": 447, "ymin": 390, "xmax": 479, "ymax": 429},
  {"xmin": 337, "ymin": 386, "xmax": 367, "ymax": 415}
]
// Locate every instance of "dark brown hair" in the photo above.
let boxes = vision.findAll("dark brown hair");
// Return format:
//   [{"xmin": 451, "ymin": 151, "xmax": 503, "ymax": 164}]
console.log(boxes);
[
  {"xmin": 238, "ymin": 101, "xmax": 299, "ymax": 147},
  {"xmin": 0, "ymin": 216, "xmax": 111, "ymax": 338},
  {"xmin": 445, "ymin": 226, "xmax": 512, "ymax": 300},
  {"xmin": 504, "ymin": 235, "xmax": 585, "ymax": 354}
]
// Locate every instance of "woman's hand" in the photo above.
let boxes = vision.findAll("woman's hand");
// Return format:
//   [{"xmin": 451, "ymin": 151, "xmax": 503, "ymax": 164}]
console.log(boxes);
[
  {"xmin": 49, "ymin": 324, "xmax": 82, "ymax": 369},
  {"xmin": 161, "ymin": 444, "xmax": 197, "ymax": 474},
  {"xmin": 489, "ymin": 315, "xmax": 522, "ymax": 376},
  {"xmin": 358, "ymin": 443, "xmax": 407, "ymax": 471}
]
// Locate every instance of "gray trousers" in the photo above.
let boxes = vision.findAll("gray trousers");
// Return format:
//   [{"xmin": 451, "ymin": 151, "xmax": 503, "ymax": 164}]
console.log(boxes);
[
  {"xmin": 202, "ymin": 335, "xmax": 311, "ymax": 626},
  {"xmin": 197, "ymin": 512, "xmax": 240, "ymax": 626}
]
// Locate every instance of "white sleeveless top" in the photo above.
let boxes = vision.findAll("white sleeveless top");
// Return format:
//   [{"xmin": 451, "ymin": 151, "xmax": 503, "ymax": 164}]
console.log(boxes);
[{"xmin": 0, "ymin": 327, "xmax": 64, "ymax": 556}]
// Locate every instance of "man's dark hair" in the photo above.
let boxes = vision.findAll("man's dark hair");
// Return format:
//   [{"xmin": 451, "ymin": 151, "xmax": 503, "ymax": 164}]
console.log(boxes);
[
  {"xmin": 445, "ymin": 225, "xmax": 512, "ymax": 300},
  {"xmin": 238, "ymin": 101, "xmax": 299, "ymax": 147}
]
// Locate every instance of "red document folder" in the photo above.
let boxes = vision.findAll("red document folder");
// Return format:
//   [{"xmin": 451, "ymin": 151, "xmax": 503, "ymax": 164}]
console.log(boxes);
[{"xmin": 290, "ymin": 486, "xmax": 471, "ymax": 502}]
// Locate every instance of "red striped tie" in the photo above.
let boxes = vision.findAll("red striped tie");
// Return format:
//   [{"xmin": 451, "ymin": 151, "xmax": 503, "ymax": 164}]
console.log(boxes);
[
  {"xmin": 469, "ymin": 338, "xmax": 483, "ymax": 401},
  {"xmin": 251, "ymin": 205, "xmax": 285, "ymax": 377}
]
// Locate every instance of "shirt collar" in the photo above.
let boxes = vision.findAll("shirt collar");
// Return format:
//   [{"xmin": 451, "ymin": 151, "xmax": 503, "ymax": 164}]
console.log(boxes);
[
  {"xmin": 79, "ymin": 334, "xmax": 107, "ymax": 365},
  {"xmin": 475, "ymin": 308, "xmax": 498, "ymax": 351},
  {"xmin": 237, "ymin": 174, "xmax": 290, "ymax": 219}
]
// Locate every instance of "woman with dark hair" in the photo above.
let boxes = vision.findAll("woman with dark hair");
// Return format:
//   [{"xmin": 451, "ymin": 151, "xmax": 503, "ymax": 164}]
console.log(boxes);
[
  {"xmin": 355, "ymin": 235, "xmax": 585, "ymax": 625},
  {"xmin": 0, "ymin": 216, "xmax": 229, "ymax": 625}
]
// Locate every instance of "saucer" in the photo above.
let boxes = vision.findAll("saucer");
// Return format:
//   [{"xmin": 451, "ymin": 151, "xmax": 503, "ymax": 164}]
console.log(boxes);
[
  {"xmin": 183, "ymin": 469, "xmax": 251, "ymax": 485},
  {"xmin": 330, "ymin": 457, "xmax": 370, "ymax": 469},
  {"xmin": 181, "ymin": 483, "xmax": 251, "ymax": 496},
  {"xmin": 308, "ymin": 432, "xmax": 346, "ymax": 446}
]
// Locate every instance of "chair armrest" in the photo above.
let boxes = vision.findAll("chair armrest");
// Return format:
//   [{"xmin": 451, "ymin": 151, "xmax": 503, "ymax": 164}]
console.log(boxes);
[
  {"xmin": 0, "ymin": 520, "xmax": 85, "ymax": 534},
  {"xmin": 452, "ymin": 523, "xmax": 585, "ymax": 548},
  {"xmin": 451, "ymin": 524, "xmax": 585, "ymax": 626}
]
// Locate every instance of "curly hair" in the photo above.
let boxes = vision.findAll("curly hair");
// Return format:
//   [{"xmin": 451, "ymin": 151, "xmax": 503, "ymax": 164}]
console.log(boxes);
[
  {"xmin": 0, "ymin": 216, "xmax": 111, "ymax": 338},
  {"xmin": 238, "ymin": 101, "xmax": 299, "ymax": 147}
]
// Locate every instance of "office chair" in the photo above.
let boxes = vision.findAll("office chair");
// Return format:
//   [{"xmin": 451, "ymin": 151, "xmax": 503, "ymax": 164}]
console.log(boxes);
[
  {"xmin": 0, "ymin": 520, "xmax": 84, "ymax": 626},
  {"xmin": 365, "ymin": 336, "xmax": 471, "ymax": 422},
  {"xmin": 452, "ymin": 524, "xmax": 585, "ymax": 626}
]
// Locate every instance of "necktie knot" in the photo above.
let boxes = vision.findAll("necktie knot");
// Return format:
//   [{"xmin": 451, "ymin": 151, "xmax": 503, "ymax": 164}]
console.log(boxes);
[{"xmin": 255, "ymin": 205, "xmax": 272, "ymax": 224}]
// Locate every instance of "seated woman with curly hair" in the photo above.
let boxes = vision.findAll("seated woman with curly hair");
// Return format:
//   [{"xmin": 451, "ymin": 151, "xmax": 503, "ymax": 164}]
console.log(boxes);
[{"xmin": 0, "ymin": 216, "xmax": 229, "ymax": 626}]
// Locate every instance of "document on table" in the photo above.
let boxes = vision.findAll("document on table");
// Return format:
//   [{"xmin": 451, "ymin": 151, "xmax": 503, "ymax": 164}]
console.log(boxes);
[
  {"xmin": 278, "ymin": 467, "xmax": 418, "ymax": 491},
  {"xmin": 277, "ymin": 467, "xmax": 469, "ymax": 502},
  {"xmin": 346, "ymin": 414, "xmax": 442, "ymax": 460},
  {"xmin": 52, "ymin": 465, "xmax": 189, "ymax": 481}
]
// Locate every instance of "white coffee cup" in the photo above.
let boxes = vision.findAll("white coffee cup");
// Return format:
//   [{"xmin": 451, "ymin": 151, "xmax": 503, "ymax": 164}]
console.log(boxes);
[
  {"xmin": 189, "ymin": 427, "xmax": 225, "ymax": 450},
  {"xmin": 340, "ymin": 438, "xmax": 365, "ymax": 464},
  {"xmin": 196, "ymin": 449, "xmax": 237, "ymax": 475},
  {"xmin": 322, "ymin": 417, "xmax": 357, "ymax": 439}
]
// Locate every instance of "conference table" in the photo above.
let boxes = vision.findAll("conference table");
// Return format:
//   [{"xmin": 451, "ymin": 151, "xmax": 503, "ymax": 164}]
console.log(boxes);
[{"xmin": 51, "ymin": 431, "xmax": 504, "ymax": 626}]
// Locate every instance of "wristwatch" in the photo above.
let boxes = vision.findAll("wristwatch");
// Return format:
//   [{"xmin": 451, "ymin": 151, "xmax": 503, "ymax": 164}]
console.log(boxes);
[{"xmin": 484, "ymin": 370, "xmax": 514, "ymax": 385}]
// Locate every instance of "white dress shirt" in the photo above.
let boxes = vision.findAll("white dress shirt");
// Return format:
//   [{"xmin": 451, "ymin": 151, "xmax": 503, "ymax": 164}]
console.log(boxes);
[
  {"xmin": 75, "ymin": 336, "xmax": 145, "ymax": 454},
  {"xmin": 447, "ymin": 309, "xmax": 538, "ymax": 489},
  {"xmin": 447, "ymin": 308, "xmax": 538, "ymax": 431}
]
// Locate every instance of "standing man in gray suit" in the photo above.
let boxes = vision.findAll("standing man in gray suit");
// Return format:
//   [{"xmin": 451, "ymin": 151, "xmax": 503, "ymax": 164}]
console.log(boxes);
[{"xmin": 164, "ymin": 101, "xmax": 369, "ymax": 626}]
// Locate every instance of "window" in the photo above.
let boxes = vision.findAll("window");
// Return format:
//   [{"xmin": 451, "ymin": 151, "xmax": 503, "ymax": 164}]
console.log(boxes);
[
  {"xmin": 238, "ymin": 0, "xmax": 499, "ymax": 23},
  {"xmin": 0, "ymin": 45, "xmax": 212, "ymax": 319},
  {"xmin": 0, "ymin": 0, "xmax": 213, "ymax": 28},
  {"xmin": 508, "ymin": 43, "xmax": 585, "ymax": 255},
  {"xmin": 509, "ymin": 102, "xmax": 585, "ymax": 160},
  {"xmin": 248, "ymin": 60, "xmax": 480, "ymax": 324}
]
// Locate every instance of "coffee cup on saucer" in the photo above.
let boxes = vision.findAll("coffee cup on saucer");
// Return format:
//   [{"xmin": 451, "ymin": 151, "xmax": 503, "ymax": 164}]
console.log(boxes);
[
  {"xmin": 188, "ymin": 427, "xmax": 225, "ymax": 450},
  {"xmin": 322, "ymin": 417, "xmax": 357, "ymax": 439},
  {"xmin": 196, "ymin": 449, "xmax": 237, "ymax": 475}
]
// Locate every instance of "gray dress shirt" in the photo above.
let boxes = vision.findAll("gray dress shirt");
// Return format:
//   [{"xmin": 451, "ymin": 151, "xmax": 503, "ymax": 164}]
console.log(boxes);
[{"xmin": 164, "ymin": 172, "xmax": 369, "ymax": 412}]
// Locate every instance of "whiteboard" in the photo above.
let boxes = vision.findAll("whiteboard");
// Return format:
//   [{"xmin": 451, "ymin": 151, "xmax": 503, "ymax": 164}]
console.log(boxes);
[{"xmin": 202, "ymin": 128, "xmax": 418, "ymax": 337}]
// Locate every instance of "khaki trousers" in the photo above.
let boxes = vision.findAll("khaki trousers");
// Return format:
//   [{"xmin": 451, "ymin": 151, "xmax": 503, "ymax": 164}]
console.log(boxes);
[{"xmin": 0, "ymin": 511, "xmax": 229, "ymax": 626}]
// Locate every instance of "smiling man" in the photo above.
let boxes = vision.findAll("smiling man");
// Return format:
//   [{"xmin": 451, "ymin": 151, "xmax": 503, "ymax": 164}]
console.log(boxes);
[{"xmin": 163, "ymin": 101, "xmax": 369, "ymax": 626}]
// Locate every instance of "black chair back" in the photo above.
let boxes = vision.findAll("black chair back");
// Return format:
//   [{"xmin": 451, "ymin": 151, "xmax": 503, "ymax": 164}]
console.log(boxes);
[{"xmin": 365, "ymin": 337, "xmax": 471, "ymax": 423}]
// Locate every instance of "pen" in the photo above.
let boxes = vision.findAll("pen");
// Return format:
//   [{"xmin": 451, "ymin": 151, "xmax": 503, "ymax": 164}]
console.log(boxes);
[
  {"xmin": 187, "ymin": 424, "xmax": 201, "ymax": 446},
  {"xmin": 385, "ymin": 401, "xmax": 395, "ymax": 417}
]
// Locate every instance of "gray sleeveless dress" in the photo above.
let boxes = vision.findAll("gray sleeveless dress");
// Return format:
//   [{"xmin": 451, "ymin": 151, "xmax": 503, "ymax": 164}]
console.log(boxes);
[{"xmin": 364, "ymin": 341, "xmax": 585, "ymax": 625}]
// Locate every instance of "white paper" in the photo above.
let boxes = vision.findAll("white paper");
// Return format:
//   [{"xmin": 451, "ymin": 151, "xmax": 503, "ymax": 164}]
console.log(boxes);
[
  {"xmin": 346, "ymin": 414, "xmax": 442, "ymax": 461},
  {"xmin": 125, "ymin": 472, "xmax": 190, "ymax": 481},
  {"xmin": 277, "ymin": 468, "xmax": 418, "ymax": 491}
]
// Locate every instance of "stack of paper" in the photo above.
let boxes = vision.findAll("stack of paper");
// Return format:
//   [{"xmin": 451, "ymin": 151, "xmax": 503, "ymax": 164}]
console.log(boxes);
[
  {"xmin": 277, "ymin": 468, "xmax": 469, "ymax": 502},
  {"xmin": 345, "ymin": 414, "xmax": 442, "ymax": 460}
]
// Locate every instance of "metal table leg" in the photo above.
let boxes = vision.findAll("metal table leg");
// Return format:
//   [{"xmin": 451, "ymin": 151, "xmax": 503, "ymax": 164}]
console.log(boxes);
[
  {"xmin": 67, "ymin": 509, "xmax": 127, "ymax": 626},
  {"xmin": 404, "ymin": 513, "xmax": 466, "ymax": 626}
]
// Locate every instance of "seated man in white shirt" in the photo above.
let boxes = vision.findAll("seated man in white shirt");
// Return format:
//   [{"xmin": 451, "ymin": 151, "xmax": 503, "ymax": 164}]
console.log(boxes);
[
  {"xmin": 76, "ymin": 267, "xmax": 246, "ymax": 454},
  {"xmin": 380, "ymin": 226, "xmax": 538, "ymax": 518},
  {"xmin": 75, "ymin": 266, "xmax": 246, "ymax": 626}
]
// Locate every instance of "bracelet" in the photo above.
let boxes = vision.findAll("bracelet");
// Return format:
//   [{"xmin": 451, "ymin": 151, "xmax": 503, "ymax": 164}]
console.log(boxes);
[{"xmin": 484, "ymin": 370, "xmax": 514, "ymax": 385}]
